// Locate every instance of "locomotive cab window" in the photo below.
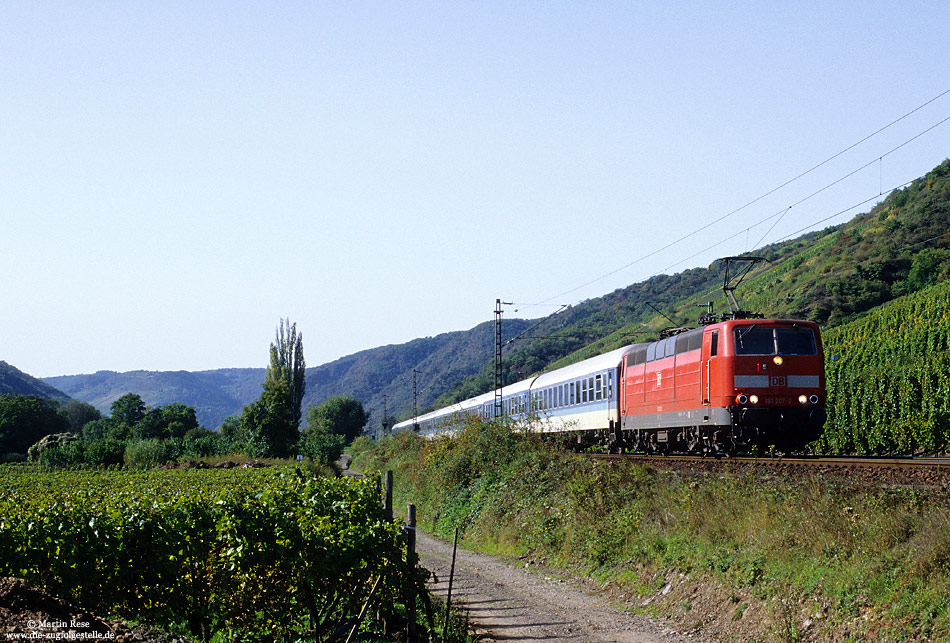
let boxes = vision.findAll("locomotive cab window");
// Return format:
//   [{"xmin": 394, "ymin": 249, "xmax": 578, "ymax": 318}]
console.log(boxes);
[
  {"xmin": 734, "ymin": 327, "xmax": 774, "ymax": 355},
  {"xmin": 776, "ymin": 328, "xmax": 818, "ymax": 355},
  {"xmin": 734, "ymin": 327, "xmax": 818, "ymax": 356}
]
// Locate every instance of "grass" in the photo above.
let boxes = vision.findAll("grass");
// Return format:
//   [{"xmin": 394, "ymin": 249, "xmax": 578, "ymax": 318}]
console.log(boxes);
[{"xmin": 355, "ymin": 420, "xmax": 950, "ymax": 642}]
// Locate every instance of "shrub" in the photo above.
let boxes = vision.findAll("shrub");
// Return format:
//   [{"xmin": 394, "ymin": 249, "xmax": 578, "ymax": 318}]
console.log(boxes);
[
  {"xmin": 84, "ymin": 438, "xmax": 126, "ymax": 467},
  {"xmin": 38, "ymin": 441, "xmax": 86, "ymax": 469},
  {"xmin": 124, "ymin": 439, "xmax": 176, "ymax": 469}
]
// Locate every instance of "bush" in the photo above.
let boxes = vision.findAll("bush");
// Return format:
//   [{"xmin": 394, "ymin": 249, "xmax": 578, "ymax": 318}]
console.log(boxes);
[
  {"xmin": 84, "ymin": 438, "xmax": 126, "ymax": 467},
  {"xmin": 297, "ymin": 427, "xmax": 346, "ymax": 466},
  {"xmin": 124, "ymin": 439, "xmax": 176, "ymax": 469},
  {"xmin": 182, "ymin": 428, "xmax": 224, "ymax": 459},
  {"xmin": 38, "ymin": 441, "xmax": 86, "ymax": 469},
  {"xmin": 27, "ymin": 432, "xmax": 78, "ymax": 461}
]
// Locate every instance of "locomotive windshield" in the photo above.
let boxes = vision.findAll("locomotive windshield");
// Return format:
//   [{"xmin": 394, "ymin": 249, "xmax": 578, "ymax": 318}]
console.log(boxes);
[{"xmin": 734, "ymin": 326, "xmax": 817, "ymax": 356}]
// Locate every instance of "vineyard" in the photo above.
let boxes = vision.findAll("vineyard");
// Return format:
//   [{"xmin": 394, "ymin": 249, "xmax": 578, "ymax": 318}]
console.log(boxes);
[
  {"xmin": 0, "ymin": 466, "xmax": 414, "ymax": 641},
  {"xmin": 821, "ymin": 278, "xmax": 950, "ymax": 454}
]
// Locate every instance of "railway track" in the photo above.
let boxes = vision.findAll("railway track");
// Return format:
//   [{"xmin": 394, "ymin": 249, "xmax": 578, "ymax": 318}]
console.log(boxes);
[{"xmin": 586, "ymin": 453, "xmax": 950, "ymax": 486}]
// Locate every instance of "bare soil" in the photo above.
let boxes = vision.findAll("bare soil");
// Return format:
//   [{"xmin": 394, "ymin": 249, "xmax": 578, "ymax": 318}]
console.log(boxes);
[{"xmin": 0, "ymin": 577, "xmax": 189, "ymax": 642}]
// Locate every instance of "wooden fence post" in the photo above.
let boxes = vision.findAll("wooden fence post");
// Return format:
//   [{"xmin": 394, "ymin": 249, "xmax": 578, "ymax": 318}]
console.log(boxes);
[
  {"xmin": 407, "ymin": 503, "xmax": 417, "ymax": 642},
  {"xmin": 384, "ymin": 470, "xmax": 394, "ymax": 522},
  {"xmin": 443, "ymin": 526, "xmax": 459, "ymax": 635}
]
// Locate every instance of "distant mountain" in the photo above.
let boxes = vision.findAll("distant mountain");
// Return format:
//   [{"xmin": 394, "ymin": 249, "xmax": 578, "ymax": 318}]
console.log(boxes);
[
  {"xmin": 41, "ymin": 320, "xmax": 534, "ymax": 431},
  {"xmin": 46, "ymin": 368, "xmax": 264, "ymax": 431},
  {"xmin": 0, "ymin": 361, "xmax": 71, "ymax": 403}
]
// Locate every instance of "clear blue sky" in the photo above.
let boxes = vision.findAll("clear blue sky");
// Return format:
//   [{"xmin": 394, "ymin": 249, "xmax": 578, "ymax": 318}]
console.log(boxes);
[{"xmin": 3, "ymin": 1, "xmax": 948, "ymax": 377}]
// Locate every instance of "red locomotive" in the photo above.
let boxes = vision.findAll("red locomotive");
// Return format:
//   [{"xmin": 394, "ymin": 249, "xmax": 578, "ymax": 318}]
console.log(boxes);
[{"xmin": 618, "ymin": 317, "xmax": 825, "ymax": 454}]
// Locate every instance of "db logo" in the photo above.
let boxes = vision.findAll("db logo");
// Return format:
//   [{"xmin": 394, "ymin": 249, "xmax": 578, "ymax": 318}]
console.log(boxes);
[{"xmin": 771, "ymin": 376, "xmax": 787, "ymax": 387}]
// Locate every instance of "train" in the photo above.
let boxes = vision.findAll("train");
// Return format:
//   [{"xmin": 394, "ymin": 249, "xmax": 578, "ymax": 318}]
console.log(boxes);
[
  {"xmin": 392, "ymin": 314, "xmax": 827, "ymax": 454},
  {"xmin": 393, "ymin": 257, "xmax": 827, "ymax": 454}
]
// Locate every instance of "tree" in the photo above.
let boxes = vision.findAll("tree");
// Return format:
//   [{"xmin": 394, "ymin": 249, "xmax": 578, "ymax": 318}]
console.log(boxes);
[
  {"xmin": 236, "ymin": 319, "xmax": 307, "ymax": 459},
  {"xmin": 305, "ymin": 395, "xmax": 369, "ymax": 445},
  {"xmin": 296, "ymin": 425, "xmax": 345, "ymax": 466},
  {"xmin": 239, "ymin": 379, "xmax": 294, "ymax": 459},
  {"xmin": 111, "ymin": 393, "xmax": 146, "ymax": 426},
  {"xmin": 0, "ymin": 394, "xmax": 69, "ymax": 457},
  {"xmin": 58, "ymin": 400, "xmax": 101, "ymax": 433},
  {"xmin": 267, "ymin": 318, "xmax": 306, "ymax": 431},
  {"xmin": 161, "ymin": 403, "xmax": 199, "ymax": 438}
]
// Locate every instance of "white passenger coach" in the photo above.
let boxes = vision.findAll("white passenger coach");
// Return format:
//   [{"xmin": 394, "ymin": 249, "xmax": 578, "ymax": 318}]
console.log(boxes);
[{"xmin": 391, "ymin": 346, "xmax": 632, "ymax": 437}]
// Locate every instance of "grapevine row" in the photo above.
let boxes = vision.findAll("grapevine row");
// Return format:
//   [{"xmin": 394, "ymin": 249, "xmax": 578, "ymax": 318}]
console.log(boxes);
[
  {"xmin": 821, "ymin": 279, "xmax": 950, "ymax": 454},
  {"xmin": 0, "ymin": 467, "xmax": 407, "ymax": 640}
]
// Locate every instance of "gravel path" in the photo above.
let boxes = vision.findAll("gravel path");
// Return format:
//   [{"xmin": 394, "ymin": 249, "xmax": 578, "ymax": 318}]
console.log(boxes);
[{"xmin": 416, "ymin": 531, "xmax": 702, "ymax": 643}]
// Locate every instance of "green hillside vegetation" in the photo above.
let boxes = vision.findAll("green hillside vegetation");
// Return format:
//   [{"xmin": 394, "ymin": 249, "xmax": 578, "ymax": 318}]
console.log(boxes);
[
  {"xmin": 821, "ymin": 278, "xmax": 950, "ymax": 454},
  {"xmin": 0, "ymin": 361, "xmax": 70, "ymax": 403}
]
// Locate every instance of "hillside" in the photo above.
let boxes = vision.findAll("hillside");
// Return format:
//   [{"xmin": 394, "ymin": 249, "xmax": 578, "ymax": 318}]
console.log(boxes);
[
  {"xmin": 0, "ymin": 362, "xmax": 70, "ymax": 403},
  {"xmin": 33, "ymin": 157, "xmax": 950, "ymax": 434}
]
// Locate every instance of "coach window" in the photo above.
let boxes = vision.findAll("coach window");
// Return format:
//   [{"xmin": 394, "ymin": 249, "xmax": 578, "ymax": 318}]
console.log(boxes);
[{"xmin": 595, "ymin": 374, "xmax": 602, "ymax": 400}]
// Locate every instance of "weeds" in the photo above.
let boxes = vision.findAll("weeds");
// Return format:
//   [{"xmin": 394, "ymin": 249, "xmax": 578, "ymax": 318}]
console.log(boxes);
[{"xmin": 354, "ymin": 418, "xmax": 950, "ymax": 641}]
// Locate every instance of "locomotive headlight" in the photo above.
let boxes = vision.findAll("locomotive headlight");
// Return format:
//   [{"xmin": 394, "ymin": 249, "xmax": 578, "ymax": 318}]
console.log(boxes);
[
  {"xmin": 773, "ymin": 356, "xmax": 784, "ymax": 366},
  {"xmin": 810, "ymin": 395, "xmax": 820, "ymax": 404},
  {"xmin": 737, "ymin": 394, "xmax": 748, "ymax": 405},
  {"xmin": 799, "ymin": 395, "xmax": 809, "ymax": 404},
  {"xmin": 749, "ymin": 395, "xmax": 759, "ymax": 405}
]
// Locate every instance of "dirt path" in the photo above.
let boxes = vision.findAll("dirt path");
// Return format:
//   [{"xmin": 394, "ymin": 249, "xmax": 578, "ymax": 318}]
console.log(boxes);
[{"xmin": 416, "ymin": 532, "xmax": 704, "ymax": 643}]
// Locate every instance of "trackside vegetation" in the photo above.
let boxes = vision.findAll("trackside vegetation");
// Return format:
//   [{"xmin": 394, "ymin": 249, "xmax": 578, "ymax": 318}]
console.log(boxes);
[
  {"xmin": 353, "ymin": 422, "xmax": 950, "ymax": 642},
  {"xmin": 0, "ymin": 466, "xmax": 468, "ymax": 642}
]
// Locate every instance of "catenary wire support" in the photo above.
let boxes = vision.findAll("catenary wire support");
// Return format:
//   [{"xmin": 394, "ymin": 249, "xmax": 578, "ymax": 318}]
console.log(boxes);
[
  {"xmin": 494, "ymin": 299, "xmax": 506, "ymax": 418},
  {"xmin": 412, "ymin": 368, "xmax": 419, "ymax": 432}
]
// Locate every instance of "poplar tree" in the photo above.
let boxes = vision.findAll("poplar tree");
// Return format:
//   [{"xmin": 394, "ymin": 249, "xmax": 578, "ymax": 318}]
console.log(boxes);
[
  {"xmin": 240, "ymin": 318, "xmax": 307, "ymax": 458},
  {"xmin": 268, "ymin": 318, "xmax": 307, "ymax": 432}
]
